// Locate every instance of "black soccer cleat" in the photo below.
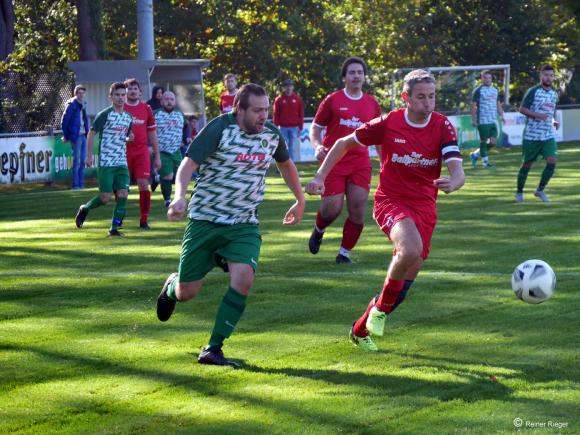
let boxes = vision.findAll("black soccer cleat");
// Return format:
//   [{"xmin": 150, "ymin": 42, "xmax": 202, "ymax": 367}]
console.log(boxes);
[
  {"xmin": 139, "ymin": 222, "xmax": 151, "ymax": 231},
  {"xmin": 108, "ymin": 229, "xmax": 125, "ymax": 237},
  {"xmin": 75, "ymin": 206, "xmax": 88, "ymax": 228},
  {"xmin": 157, "ymin": 272, "xmax": 178, "ymax": 322},
  {"xmin": 335, "ymin": 254, "xmax": 352, "ymax": 264},
  {"xmin": 198, "ymin": 346, "xmax": 240, "ymax": 368},
  {"xmin": 308, "ymin": 227, "xmax": 324, "ymax": 254}
]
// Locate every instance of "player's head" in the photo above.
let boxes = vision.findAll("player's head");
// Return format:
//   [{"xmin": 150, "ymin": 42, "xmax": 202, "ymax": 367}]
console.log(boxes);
[
  {"xmin": 282, "ymin": 79, "xmax": 294, "ymax": 95},
  {"xmin": 480, "ymin": 70, "xmax": 493, "ymax": 86},
  {"xmin": 109, "ymin": 82, "xmax": 127, "ymax": 109},
  {"xmin": 161, "ymin": 91, "xmax": 176, "ymax": 111},
  {"xmin": 224, "ymin": 73, "xmax": 238, "ymax": 92},
  {"xmin": 402, "ymin": 69, "xmax": 436, "ymax": 118},
  {"xmin": 341, "ymin": 57, "xmax": 367, "ymax": 92},
  {"xmin": 539, "ymin": 64, "xmax": 555, "ymax": 87},
  {"xmin": 124, "ymin": 78, "xmax": 141, "ymax": 103},
  {"xmin": 234, "ymin": 83, "xmax": 269, "ymax": 134}
]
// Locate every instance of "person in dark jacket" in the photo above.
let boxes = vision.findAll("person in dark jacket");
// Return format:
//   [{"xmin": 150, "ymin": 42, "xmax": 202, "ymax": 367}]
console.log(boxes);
[
  {"xmin": 61, "ymin": 85, "xmax": 90, "ymax": 189},
  {"xmin": 146, "ymin": 85, "xmax": 165, "ymax": 111}
]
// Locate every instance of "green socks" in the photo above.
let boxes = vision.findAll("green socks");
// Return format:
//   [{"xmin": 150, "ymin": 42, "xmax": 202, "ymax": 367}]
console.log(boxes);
[
  {"xmin": 479, "ymin": 141, "xmax": 488, "ymax": 158},
  {"xmin": 167, "ymin": 277, "xmax": 178, "ymax": 301},
  {"xmin": 538, "ymin": 163, "xmax": 556, "ymax": 191},
  {"xmin": 111, "ymin": 196, "xmax": 127, "ymax": 230},
  {"xmin": 84, "ymin": 195, "xmax": 104, "ymax": 210},
  {"xmin": 208, "ymin": 287, "xmax": 247, "ymax": 349},
  {"xmin": 161, "ymin": 179, "xmax": 172, "ymax": 201},
  {"xmin": 517, "ymin": 165, "xmax": 530, "ymax": 193}
]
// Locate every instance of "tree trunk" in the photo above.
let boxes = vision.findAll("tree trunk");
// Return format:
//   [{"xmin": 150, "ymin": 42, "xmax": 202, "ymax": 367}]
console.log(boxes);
[
  {"xmin": 0, "ymin": 0, "xmax": 14, "ymax": 61},
  {"xmin": 77, "ymin": 0, "xmax": 100, "ymax": 60}
]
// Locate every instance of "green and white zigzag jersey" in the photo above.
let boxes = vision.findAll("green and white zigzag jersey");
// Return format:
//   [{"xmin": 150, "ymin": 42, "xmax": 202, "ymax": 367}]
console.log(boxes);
[
  {"xmin": 155, "ymin": 108, "xmax": 187, "ymax": 154},
  {"xmin": 472, "ymin": 85, "xmax": 499, "ymax": 125},
  {"xmin": 522, "ymin": 85, "xmax": 559, "ymax": 141},
  {"xmin": 91, "ymin": 107, "xmax": 133, "ymax": 167},
  {"xmin": 186, "ymin": 113, "xmax": 289, "ymax": 225}
]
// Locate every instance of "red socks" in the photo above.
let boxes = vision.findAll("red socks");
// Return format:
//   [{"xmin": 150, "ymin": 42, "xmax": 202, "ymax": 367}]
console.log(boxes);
[
  {"xmin": 315, "ymin": 211, "xmax": 330, "ymax": 231},
  {"xmin": 139, "ymin": 190, "xmax": 151, "ymax": 225},
  {"xmin": 353, "ymin": 296, "xmax": 377, "ymax": 337},
  {"xmin": 376, "ymin": 278, "xmax": 405, "ymax": 313},
  {"xmin": 341, "ymin": 218, "xmax": 364, "ymax": 251}
]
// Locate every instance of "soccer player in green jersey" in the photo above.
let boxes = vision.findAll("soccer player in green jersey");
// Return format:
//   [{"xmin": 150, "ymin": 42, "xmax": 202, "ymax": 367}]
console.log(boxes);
[
  {"xmin": 470, "ymin": 70, "xmax": 505, "ymax": 168},
  {"xmin": 515, "ymin": 64, "xmax": 560, "ymax": 203},
  {"xmin": 154, "ymin": 91, "xmax": 190, "ymax": 208},
  {"xmin": 75, "ymin": 82, "xmax": 133, "ymax": 236},
  {"xmin": 156, "ymin": 84, "xmax": 305, "ymax": 367}
]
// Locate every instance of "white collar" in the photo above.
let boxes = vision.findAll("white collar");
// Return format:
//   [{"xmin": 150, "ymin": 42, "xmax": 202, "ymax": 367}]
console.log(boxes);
[
  {"xmin": 343, "ymin": 88, "xmax": 363, "ymax": 101},
  {"xmin": 404, "ymin": 109, "xmax": 432, "ymax": 128}
]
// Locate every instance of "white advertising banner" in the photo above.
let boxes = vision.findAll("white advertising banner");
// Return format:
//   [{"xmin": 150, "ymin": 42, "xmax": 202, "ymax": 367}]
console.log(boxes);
[{"xmin": 0, "ymin": 136, "xmax": 54, "ymax": 184}]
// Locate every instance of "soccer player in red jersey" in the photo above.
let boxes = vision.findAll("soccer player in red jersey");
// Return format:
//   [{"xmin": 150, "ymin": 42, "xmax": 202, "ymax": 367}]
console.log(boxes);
[
  {"xmin": 220, "ymin": 73, "xmax": 238, "ymax": 114},
  {"xmin": 306, "ymin": 69, "xmax": 465, "ymax": 351},
  {"xmin": 308, "ymin": 57, "xmax": 381, "ymax": 264},
  {"xmin": 124, "ymin": 78, "xmax": 161, "ymax": 230}
]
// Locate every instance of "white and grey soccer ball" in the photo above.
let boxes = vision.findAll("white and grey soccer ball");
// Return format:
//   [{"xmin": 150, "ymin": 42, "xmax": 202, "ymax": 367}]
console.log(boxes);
[{"xmin": 511, "ymin": 259, "xmax": 556, "ymax": 304}]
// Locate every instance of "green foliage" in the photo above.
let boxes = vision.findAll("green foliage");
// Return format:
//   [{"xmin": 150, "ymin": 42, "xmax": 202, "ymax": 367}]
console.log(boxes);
[{"xmin": 1, "ymin": 144, "xmax": 580, "ymax": 432}]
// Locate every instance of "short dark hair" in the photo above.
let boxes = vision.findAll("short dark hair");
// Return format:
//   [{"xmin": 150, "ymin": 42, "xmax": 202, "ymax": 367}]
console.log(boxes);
[
  {"xmin": 234, "ymin": 83, "xmax": 267, "ymax": 111},
  {"xmin": 124, "ymin": 78, "xmax": 140, "ymax": 89},
  {"xmin": 224, "ymin": 73, "xmax": 236, "ymax": 82},
  {"xmin": 480, "ymin": 70, "xmax": 492, "ymax": 78},
  {"xmin": 403, "ymin": 69, "xmax": 436, "ymax": 95},
  {"xmin": 109, "ymin": 82, "xmax": 127, "ymax": 95},
  {"xmin": 540, "ymin": 64, "xmax": 555, "ymax": 72},
  {"xmin": 341, "ymin": 57, "xmax": 367, "ymax": 78}
]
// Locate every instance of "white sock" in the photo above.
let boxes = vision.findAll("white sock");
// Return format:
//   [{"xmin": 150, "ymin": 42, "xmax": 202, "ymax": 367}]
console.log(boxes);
[
  {"xmin": 482, "ymin": 156, "xmax": 489, "ymax": 164},
  {"xmin": 339, "ymin": 247, "xmax": 350, "ymax": 257}
]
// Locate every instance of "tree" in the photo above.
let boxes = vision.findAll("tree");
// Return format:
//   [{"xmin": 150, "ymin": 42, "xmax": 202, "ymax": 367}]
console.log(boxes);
[
  {"xmin": 0, "ymin": 0, "xmax": 14, "ymax": 61},
  {"xmin": 76, "ymin": 0, "xmax": 105, "ymax": 60}
]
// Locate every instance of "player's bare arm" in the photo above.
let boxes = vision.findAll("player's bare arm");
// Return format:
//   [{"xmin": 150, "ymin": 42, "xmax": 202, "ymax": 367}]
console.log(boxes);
[
  {"xmin": 167, "ymin": 157, "xmax": 198, "ymax": 221},
  {"xmin": 470, "ymin": 102, "xmax": 477, "ymax": 127},
  {"xmin": 148, "ymin": 130, "xmax": 162, "ymax": 170},
  {"xmin": 276, "ymin": 159, "xmax": 306, "ymax": 225},
  {"xmin": 309, "ymin": 124, "xmax": 327, "ymax": 160},
  {"xmin": 519, "ymin": 106, "xmax": 548, "ymax": 122},
  {"xmin": 434, "ymin": 159, "xmax": 465, "ymax": 194},
  {"xmin": 305, "ymin": 133, "xmax": 360, "ymax": 195},
  {"xmin": 497, "ymin": 100, "xmax": 506, "ymax": 122},
  {"xmin": 85, "ymin": 130, "xmax": 96, "ymax": 167}
]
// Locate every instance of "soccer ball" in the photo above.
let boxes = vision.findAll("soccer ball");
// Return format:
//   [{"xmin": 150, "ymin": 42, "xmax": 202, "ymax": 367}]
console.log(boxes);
[{"xmin": 511, "ymin": 259, "xmax": 556, "ymax": 304}]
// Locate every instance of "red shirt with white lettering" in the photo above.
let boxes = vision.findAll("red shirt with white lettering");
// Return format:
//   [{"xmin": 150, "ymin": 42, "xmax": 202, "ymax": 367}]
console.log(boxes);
[
  {"xmin": 124, "ymin": 102, "xmax": 156, "ymax": 153},
  {"xmin": 273, "ymin": 93, "xmax": 304, "ymax": 130},
  {"xmin": 354, "ymin": 108, "xmax": 462, "ymax": 205},
  {"xmin": 220, "ymin": 91, "xmax": 237, "ymax": 114},
  {"xmin": 313, "ymin": 89, "xmax": 381, "ymax": 166}
]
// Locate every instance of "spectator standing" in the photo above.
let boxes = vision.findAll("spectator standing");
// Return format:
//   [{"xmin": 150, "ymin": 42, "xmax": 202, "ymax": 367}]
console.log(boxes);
[
  {"xmin": 61, "ymin": 84, "xmax": 90, "ymax": 189},
  {"xmin": 273, "ymin": 79, "xmax": 304, "ymax": 161},
  {"xmin": 220, "ymin": 73, "xmax": 238, "ymax": 114}
]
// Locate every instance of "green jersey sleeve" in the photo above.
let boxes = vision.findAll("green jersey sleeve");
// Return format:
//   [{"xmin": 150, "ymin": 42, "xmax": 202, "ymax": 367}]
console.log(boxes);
[
  {"xmin": 91, "ymin": 107, "xmax": 113, "ymax": 135},
  {"xmin": 186, "ymin": 115, "xmax": 228, "ymax": 164},
  {"xmin": 471, "ymin": 86, "xmax": 481, "ymax": 103},
  {"xmin": 265, "ymin": 121, "xmax": 290, "ymax": 163},
  {"xmin": 521, "ymin": 86, "xmax": 538, "ymax": 109}
]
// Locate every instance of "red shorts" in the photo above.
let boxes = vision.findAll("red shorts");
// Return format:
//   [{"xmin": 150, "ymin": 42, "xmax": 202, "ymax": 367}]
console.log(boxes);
[
  {"xmin": 127, "ymin": 149, "xmax": 151, "ymax": 181},
  {"xmin": 373, "ymin": 197, "xmax": 437, "ymax": 259},
  {"xmin": 322, "ymin": 159, "xmax": 371, "ymax": 197}
]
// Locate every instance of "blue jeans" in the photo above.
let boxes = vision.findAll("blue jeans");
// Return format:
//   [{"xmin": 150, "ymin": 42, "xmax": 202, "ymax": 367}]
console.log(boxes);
[
  {"xmin": 280, "ymin": 127, "xmax": 300, "ymax": 161},
  {"xmin": 72, "ymin": 135, "xmax": 86, "ymax": 188}
]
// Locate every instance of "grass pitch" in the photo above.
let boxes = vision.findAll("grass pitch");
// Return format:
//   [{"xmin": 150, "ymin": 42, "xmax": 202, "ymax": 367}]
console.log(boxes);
[{"xmin": 1, "ymin": 143, "xmax": 579, "ymax": 434}]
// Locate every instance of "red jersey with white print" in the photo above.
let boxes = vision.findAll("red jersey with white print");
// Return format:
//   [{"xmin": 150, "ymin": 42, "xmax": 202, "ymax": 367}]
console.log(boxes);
[
  {"xmin": 124, "ymin": 102, "xmax": 156, "ymax": 153},
  {"xmin": 313, "ymin": 89, "xmax": 381, "ymax": 166},
  {"xmin": 220, "ymin": 91, "xmax": 236, "ymax": 114},
  {"xmin": 354, "ymin": 108, "xmax": 462, "ymax": 205}
]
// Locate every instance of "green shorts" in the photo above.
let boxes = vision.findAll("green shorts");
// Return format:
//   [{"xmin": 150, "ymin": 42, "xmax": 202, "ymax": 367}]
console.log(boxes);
[
  {"xmin": 98, "ymin": 166, "xmax": 130, "ymax": 193},
  {"xmin": 159, "ymin": 150, "xmax": 182, "ymax": 178},
  {"xmin": 522, "ymin": 138, "xmax": 557, "ymax": 162},
  {"xmin": 178, "ymin": 219, "xmax": 262, "ymax": 282},
  {"xmin": 477, "ymin": 124, "xmax": 498, "ymax": 142}
]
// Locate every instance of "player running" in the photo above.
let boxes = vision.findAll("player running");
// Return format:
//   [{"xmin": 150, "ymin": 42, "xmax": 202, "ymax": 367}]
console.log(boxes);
[
  {"xmin": 156, "ymin": 84, "xmax": 305, "ymax": 367},
  {"xmin": 469, "ymin": 70, "xmax": 505, "ymax": 168},
  {"xmin": 75, "ymin": 82, "xmax": 134, "ymax": 236},
  {"xmin": 515, "ymin": 64, "xmax": 560, "ymax": 203},
  {"xmin": 124, "ymin": 79, "xmax": 161, "ymax": 230},
  {"xmin": 306, "ymin": 69, "xmax": 465, "ymax": 351},
  {"xmin": 308, "ymin": 57, "xmax": 381, "ymax": 264},
  {"xmin": 154, "ymin": 91, "xmax": 190, "ymax": 208}
]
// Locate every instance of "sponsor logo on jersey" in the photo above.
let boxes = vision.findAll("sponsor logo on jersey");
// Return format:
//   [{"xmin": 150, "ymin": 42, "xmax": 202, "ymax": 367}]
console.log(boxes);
[
  {"xmin": 235, "ymin": 153, "xmax": 266, "ymax": 162},
  {"xmin": 394, "ymin": 138, "xmax": 406, "ymax": 144},
  {"xmin": 339, "ymin": 107, "xmax": 349, "ymax": 111},
  {"xmin": 391, "ymin": 151, "xmax": 438, "ymax": 167},
  {"xmin": 132, "ymin": 118, "xmax": 146, "ymax": 125},
  {"xmin": 339, "ymin": 116, "xmax": 362, "ymax": 128}
]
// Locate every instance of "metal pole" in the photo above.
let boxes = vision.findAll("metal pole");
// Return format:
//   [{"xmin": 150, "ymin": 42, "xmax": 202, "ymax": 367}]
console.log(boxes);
[
  {"xmin": 137, "ymin": 0, "xmax": 155, "ymax": 61},
  {"xmin": 504, "ymin": 65, "xmax": 510, "ymax": 107}
]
